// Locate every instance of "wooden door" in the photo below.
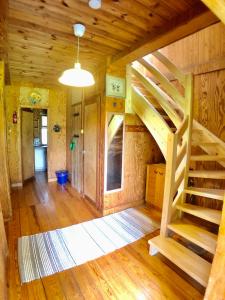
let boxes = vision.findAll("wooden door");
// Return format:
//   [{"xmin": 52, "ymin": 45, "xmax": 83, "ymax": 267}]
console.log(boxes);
[
  {"xmin": 71, "ymin": 103, "xmax": 83, "ymax": 192},
  {"xmin": 83, "ymin": 99, "xmax": 99, "ymax": 203},
  {"xmin": 21, "ymin": 110, "xmax": 34, "ymax": 181}
]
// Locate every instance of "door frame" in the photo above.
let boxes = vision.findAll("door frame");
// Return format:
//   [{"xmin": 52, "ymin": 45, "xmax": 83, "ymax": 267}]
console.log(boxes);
[
  {"xmin": 82, "ymin": 94, "xmax": 102, "ymax": 209},
  {"xmin": 20, "ymin": 106, "xmax": 48, "ymax": 184}
]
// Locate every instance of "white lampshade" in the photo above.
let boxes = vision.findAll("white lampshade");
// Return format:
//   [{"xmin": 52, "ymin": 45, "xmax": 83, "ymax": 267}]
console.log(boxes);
[
  {"xmin": 89, "ymin": 0, "xmax": 101, "ymax": 9},
  {"xmin": 58, "ymin": 63, "xmax": 95, "ymax": 87}
]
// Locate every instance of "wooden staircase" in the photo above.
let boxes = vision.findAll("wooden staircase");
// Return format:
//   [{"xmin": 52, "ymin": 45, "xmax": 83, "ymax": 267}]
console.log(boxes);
[{"xmin": 129, "ymin": 50, "xmax": 225, "ymax": 288}]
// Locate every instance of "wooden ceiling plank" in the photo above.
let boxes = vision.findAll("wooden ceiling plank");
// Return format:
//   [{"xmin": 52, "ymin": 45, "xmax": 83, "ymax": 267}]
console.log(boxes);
[
  {"xmin": 8, "ymin": 39, "xmax": 108, "ymax": 59},
  {"xmin": 78, "ymin": 0, "xmax": 167, "ymax": 24},
  {"xmin": 14, "ymin": 0, "xmax": 151, "ymax": 36},
  {"xmin": 8, "ymin": 52, "xmax": 102, "ymax": 70},
  {"xmin": 136, "ymin": 0, "xmax": 199, "ymax": 19},
  {"xmin": 8, "ymin": 27, "xmax": 119, "ymax": 56},
  {"xmin": 67, "ymin": 0, "xmax": 167, "ymax": 30},
  {"xmin": 111, "ymin": 5, "xmax": 218, "ymax": 66},
  {"xmin": 9, "ymin": 1, "xmax": 140, "ymax": 44},
  {"xmin": 8, "ymin": 17, "xmax": 127, "ymax": 51}
]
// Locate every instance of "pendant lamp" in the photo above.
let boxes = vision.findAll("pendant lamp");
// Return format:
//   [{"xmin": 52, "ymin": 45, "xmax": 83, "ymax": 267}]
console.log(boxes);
[{"xmin": 58, "ymin": 24, "xmax": 95, "ymax": 87}]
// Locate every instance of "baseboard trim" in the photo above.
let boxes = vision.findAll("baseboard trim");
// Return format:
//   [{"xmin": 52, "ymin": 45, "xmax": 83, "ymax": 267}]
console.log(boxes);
[
  {"xmin": 84, "ymin": 195, "xmax": 102, "ymax": 218},
  {"xmin": 11, "ymin": 182, "xmax": 23, "ymax": 188},
  {"xmin": 103, "ymin": 199, "xmax": 144, "ymax": 216},
  {"xmin": 48, "ymin": 178, "xmax": 57, "ymax": 182}
]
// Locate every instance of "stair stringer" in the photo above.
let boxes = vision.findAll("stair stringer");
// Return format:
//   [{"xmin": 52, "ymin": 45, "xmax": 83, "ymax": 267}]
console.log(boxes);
[
  {"xmin": 129, "ymin": 50, "xmax": 225, "ymax": 290},
  {"xmin": 192, "ymin": 120, "xmax": 225, "ymax": 168},
  {"xmin": 131, "ymin": 86, "xmax": 172, "ymax": 159}
]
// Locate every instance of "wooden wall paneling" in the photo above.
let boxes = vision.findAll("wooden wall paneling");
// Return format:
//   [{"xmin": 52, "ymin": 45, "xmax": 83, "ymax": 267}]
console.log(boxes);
[
  {"xmin": 0, "ymin": 61, "xmax": 9, "ymax": 300},
  {"xmin": 83, "ymin": 99, "xmax": 99, "ymax": 203},
  {"xmin": 111, "ymin": 8, "xmax": 218, "ymax": 67},
  {"xmin": 71, "ymin": 103, "xmax": 83, "ymax": 193},
  {"xmin": 66, "ymin": 89, "xmax": 72, "ymax": 180},
  {"xmin": 0, "ymin": 62, "xmax": 12, "ymax": 219},
  {"xmin": 5, "ymin": 84, "xmax": 68, "ymax": 184},
  {"xmin": 0, "ymin": 200, "xmax": 7, "ymax": 300},
  {"xmin": 103, "ymin": 114, "xmax": 164, "ymax": 215},
  {"xmin": 5, "ymin": 86, "xmax": 22, "ymax": 185},
  {"xmin": 48, "ymin": 89, "xmax": 67, "ymax": 180},
  {"xmin": 21, "ymin": 110, "xmax": 34, "ymax": 181}
]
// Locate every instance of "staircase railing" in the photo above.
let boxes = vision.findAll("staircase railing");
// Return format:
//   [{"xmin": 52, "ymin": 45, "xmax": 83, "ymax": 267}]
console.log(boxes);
[{"xmin": 130, "ymin": 50, "xmax": 193, "ymax": 236}]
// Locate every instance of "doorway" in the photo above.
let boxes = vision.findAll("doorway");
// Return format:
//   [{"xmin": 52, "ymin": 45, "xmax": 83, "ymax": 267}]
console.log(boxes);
[{"xmin": 21, "ymin": 108, "xmax": 48, "ymax": 183}]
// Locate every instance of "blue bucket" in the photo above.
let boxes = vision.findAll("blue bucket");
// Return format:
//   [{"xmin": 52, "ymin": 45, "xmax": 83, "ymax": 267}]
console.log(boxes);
[{"xmin": 55, "ymin": 170, "xmax": 68, "ymax": 185}]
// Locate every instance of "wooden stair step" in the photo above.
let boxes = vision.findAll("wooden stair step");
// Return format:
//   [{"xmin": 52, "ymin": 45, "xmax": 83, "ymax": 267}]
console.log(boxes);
[
  {"xmin": 148, "ymin": 236, "xmax": 211, "ymax": 287},
  {"xmin": 168, "ymin": 221, "xmax": 217, "ymax": 254},
  {"xmin": 176, "ymin": 203, "xmax": 221, "ymax": 225},
  {"xmin": 189, "ymin": 170, "xmax": 225, "ymax": 179},
  {"xmin": 185, "ymin": 187, "xmax": 225, "ymax": 200},
  {"xmin": 190, "ymin": 155, "xmax": 225, "ymax": 161}
]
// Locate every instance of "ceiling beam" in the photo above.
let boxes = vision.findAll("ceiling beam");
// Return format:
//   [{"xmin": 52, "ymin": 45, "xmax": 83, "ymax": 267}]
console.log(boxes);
[
  {"xmin": 110, "ymin": 5, "xmax": 219, "ymax": 66},
  {"xmin": 200, "ymin": 0, "xmax": 225, "ymax": 24}
]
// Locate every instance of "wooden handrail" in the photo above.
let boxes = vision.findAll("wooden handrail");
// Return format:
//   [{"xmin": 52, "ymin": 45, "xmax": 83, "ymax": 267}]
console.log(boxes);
[
  {"xmin": 138, "ymin": 58, "xmax": 185, "ymax": 109},
  {"xmin": 176, "ymin": 141, "xmax": 187, "ymax": 168},
  {"xmin": 176, "ymin": 116, "xmax": 188, "ymax": 141},
  {"xmin": 131, "ymin": 87, "xmax": 172, "ymax": 159},
  {"xmin": 131, "ymin": 66, "xmax": 183, "ymax": 127},
  {"xmin": 152, "ymin": 51, "xmax": 186, "ymax": 86},
  {"xmin": 130, "ymin": 51, "xmax": 194, "ymax": 238}
]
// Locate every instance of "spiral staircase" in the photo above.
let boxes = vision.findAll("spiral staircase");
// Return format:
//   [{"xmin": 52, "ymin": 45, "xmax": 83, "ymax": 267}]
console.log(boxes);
[{"xmin": 128, "ymin": 51, "xmax": 225, "ymax": 287}]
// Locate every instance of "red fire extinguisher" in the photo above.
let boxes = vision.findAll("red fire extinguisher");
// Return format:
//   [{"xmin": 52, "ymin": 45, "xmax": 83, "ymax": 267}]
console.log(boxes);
[{"xmin": 13, "ymin": 111, "xmax": 17, "ymax": 124}]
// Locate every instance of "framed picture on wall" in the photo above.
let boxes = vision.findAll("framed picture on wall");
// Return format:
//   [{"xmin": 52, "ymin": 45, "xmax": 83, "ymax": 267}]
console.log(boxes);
[{"xmin": 106, "ymin": 75, "xmax": 126, "ymax": 98}]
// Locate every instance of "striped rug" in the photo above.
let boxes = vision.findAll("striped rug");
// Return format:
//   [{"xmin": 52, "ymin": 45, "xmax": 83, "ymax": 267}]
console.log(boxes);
[{"xmin": 18, "ymin": 208, "xmax": 158, "ymax": 283}]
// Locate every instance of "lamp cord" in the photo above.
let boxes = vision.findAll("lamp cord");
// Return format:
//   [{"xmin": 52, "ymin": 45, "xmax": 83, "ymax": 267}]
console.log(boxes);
[{"xmin": 77, "ymin": 36, "xmax": 80, "ymax": 63}]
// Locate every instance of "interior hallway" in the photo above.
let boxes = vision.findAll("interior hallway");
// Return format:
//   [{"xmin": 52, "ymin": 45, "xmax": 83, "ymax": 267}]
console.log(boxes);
[{"xmin": 5, "ymin": 174, "xmax": 203, "ymax": 300}]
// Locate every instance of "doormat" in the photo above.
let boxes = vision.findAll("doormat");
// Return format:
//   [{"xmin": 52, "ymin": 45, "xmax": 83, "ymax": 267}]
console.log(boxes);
[{"xmin": 18, "ymin": 208, "xmax": 159, "ymax": 283}]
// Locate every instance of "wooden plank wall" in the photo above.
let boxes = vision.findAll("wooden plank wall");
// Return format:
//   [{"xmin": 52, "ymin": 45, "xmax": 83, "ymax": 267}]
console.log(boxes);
[
  {"xmin": 0, "ymin": 62, "xmax": 12, "ymax": 219},
  {"xmin": 0, "ymin": 61, "xmax": 9, "ymax": 300},
  {"xmin": 104, "ymin": 114, "xmax": 164, "ymax": 215},
  {"xmin": 151, "ymin": 22, "xmax": 225, "ymax": 208},
  {"xmin": 5, "ymin": 84, "xmax": 68, "ymax": 184}
]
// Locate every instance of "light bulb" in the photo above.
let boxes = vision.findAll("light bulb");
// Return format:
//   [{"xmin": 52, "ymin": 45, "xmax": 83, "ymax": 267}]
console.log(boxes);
[{"xmin": 89, "ymin": 0, "xmax": 101, "ymax": 10}]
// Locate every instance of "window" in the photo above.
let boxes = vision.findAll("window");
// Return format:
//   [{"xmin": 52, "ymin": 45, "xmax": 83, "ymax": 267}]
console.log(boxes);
[{"xmin": 41, "ymin": 115, "xmax": 48, "ymax": 145}]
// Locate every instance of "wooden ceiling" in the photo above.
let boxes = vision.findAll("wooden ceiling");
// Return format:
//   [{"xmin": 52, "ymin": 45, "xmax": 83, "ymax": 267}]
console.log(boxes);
[{"xmin": 5, "ymin": 0, "xmax": 212, "ymax": 85}]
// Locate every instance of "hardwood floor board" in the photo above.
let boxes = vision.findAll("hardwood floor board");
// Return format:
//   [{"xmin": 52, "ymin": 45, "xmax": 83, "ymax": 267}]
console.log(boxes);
[
  {"xmin": 7, "ymin": 174, "xmax": 204, "ymax": 299},
  {"xmin": 25, "ymin": 280, "xmax": 47, "ymax": 300},
  {"xmin": 57, "ymin": 270, "xmax": 85, "ymax": 300},
  {"xmin": 93, "ymin": 256, "xmax": 137, "ymax": 300},
  {"xmin": 41, "ymin": 275, "xmax": 67, "ymax": 300},
  {"xmin": 128, "ymin": 237, "xmax": 204, "ymax": 299}
]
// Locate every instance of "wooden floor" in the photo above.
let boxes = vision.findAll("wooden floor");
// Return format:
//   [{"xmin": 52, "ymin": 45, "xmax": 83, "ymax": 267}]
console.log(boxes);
[{"xmin": 6, "ymin": 172, "xmax": 204, "ymax": 300}]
